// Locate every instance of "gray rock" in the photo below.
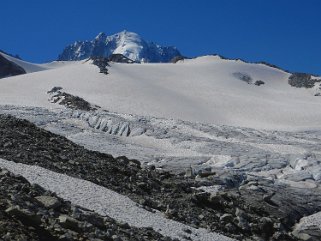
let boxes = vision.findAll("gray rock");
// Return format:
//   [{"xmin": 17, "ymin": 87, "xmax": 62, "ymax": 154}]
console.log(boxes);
[
  {"xmin": 233, "ymin": 72, "xmax": 252, "ymax": 84},
  {"xmin": 292, "ymin": 230, "xmax": 313, "ymax": 241},
  {"xmin": 35, "ymin": 196, "xmax": 61, "ymax": 209},
  {"xmin": 288, "ymin": 73, "xmax": 321, "ymax": 88},
  {"xmin": 283, "ymin": 171, "xmax": 314, "ymax": 182},
  {"xmin": 5, "ymin": 206, "xmax": 41, "ymax": 225},
  {"xmin": 254, "ymin": 80, "xmax": 265, "ymax": 86},
  {"xmin": 58, "ymin": 215, "xmax": 81, "ymax": 231},
  {"xmin": 220, "ymin": 213, "xmax": 234, "ymax": 223},
  {"xmin": 225, "ymin": 223, "xmax": 237, "ymax": 233}
]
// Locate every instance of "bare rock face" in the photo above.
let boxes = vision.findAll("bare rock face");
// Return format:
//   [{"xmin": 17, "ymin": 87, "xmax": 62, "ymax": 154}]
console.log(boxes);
[{"xmin": 0, "ymin": 53, "xmax": 26, "ymax": 78}]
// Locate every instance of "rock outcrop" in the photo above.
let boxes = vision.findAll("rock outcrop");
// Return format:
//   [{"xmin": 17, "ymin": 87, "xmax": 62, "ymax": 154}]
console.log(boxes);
[{"xmin": 288, "ymin": 73, "xmax": 321, "ymax": 88}]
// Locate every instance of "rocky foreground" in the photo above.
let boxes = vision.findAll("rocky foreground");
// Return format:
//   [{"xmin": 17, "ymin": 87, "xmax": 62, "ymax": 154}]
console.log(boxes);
[
  {"xmin": 0, "ymin": 166, "xmax": 172, "ymax": 241},
  {"xmin": 0, "ymin": 114, "xmax": 320, "ymax": 240}
]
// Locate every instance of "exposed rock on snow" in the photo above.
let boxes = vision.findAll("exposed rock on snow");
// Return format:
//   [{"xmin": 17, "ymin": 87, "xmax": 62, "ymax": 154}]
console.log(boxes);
[
  {"xmin": 91, "ymin": 56, "xmax": 110, "ymax": 74},
  {"xmin": 90, "ymin": 54, "xmax": 134, "ymax": 75},
  {"xmin": 48, "ymin": 87, "xmax": 100, "ymax": 111},
  {"xmin": 233, "ymin": 72, "xmax": 253, "ymax": 84},
  {"xmin": 254, "ymin": 80, "xmax": 265, "ymax": 86},
  {"xmin": 233, "ymin": 72, "xmax": 265, "ymax": 86},
  {"xmin": 108, "ymin": 53, "xmax": 136, "ymax": 63},
  {"xmin": 288, "ymin": 73, "xmax": 321, "ymax": 88}
]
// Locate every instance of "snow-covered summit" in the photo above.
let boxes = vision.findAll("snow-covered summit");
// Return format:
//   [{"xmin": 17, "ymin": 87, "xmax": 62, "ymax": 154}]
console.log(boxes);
[{"xmin": 58, "ymin": 30, "xmax": 182, "ymax": 63}]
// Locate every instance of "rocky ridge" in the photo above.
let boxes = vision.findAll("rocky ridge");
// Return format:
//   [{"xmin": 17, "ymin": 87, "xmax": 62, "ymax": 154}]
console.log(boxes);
[
  {"xmin": 288, "ymin": 73, "xmax": 321, "ymax": 95},
  {"xmin": 47, "ymin": 87, "xmax": 100, "ymax": 111}
]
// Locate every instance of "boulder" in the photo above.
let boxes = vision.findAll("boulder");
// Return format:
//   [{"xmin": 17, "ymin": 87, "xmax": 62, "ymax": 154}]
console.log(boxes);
[{"xmin": 35, "ymin": 196, "xmax": 61, "ymax": 209}]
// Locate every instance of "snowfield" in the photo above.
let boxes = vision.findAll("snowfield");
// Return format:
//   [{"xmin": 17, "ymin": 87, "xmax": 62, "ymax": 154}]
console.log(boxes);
[
  {"xmin": 0, "ymin": 53, "xmax": 320, "ymax": 130},
  {"xmin": 1, "ymin": 53, "xmax": 321, "ymax": 240}
]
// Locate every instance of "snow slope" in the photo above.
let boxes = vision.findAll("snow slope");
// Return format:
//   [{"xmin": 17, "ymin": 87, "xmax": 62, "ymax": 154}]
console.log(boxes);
[
  {"xmin": 0, "ymin": 158, "xmax": 234, "ymax": 241},
  {"xmin": 0, "ymin": 54, "xmax": 320, "ymax": 130}
]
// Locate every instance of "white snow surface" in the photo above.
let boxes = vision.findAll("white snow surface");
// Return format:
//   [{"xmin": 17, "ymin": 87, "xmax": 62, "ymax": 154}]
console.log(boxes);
[
  {"xmin": 0, "ymin": 54, "xmax": 320, "ymax": 130},
  {"xmin": 0, "ymin": 158, "xmax": 234, "ymax": 241},
  {"xmin": 110, "ymin": 31, "xmax": 145, "ymax": 62}
]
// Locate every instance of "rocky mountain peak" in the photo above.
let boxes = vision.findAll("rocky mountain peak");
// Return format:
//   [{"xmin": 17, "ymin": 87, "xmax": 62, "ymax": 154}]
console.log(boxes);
[{"xmin": 58, "ymin": 31, "xmax": 182, "ymax": 63}]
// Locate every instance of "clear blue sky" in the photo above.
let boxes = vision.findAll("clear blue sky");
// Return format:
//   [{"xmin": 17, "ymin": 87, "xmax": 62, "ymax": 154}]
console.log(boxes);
[{"xmin": 1, "ymin": 0, "xmax": 321, "ymax": 74}]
